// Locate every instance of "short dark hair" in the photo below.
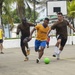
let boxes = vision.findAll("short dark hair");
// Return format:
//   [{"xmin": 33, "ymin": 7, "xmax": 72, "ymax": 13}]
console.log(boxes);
[
  {"xmin": 44, "ymin": 18, "xmax": 49, "ymax": 21},
  {"xmin": 57, "ymin": 12, "xmax": 63, "ymax": 16}
]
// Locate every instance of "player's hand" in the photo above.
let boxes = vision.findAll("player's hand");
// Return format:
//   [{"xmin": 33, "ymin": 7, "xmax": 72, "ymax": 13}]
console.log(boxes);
[
  {"xmin": 16, "ymin": 32, "xmax": 19, "ymax": 35},
  {"xmin": 73, "ymin": 28, "xmax": 75, "ymax": 32}
]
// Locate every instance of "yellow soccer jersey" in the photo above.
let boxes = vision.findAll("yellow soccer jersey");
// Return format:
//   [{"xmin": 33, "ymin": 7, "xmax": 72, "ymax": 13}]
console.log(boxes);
[
  {"xmin": 0, "ymin": 29, "xmax": 3, "ymax": 39},
  {"xmin": 35, "ymin": 24, "xmax": 50, "ymax": 41}
]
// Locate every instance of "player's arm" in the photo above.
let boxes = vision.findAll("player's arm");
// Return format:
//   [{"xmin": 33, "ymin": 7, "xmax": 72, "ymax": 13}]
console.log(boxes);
[
  {"xmin": 66, "ymin": 20, "xmax": 75, "ymax": 32},
  {"xmin": 29, "ymin": 28, "xmax": 36, "ymax": 39},
  {"xmin": 51, "ymin": 22, "xmax": 57, "ymax": 30},
  {"xmin": 68, "ymin": 24, "xmax": 75, "ymax": 32},
  {"xmin": 29, "ymin": 23, "xmax": 35, "ymax": 27},
  {"xmin": 16, "ymin": 25, "xmax": 21, "ymax": 35},
  {"xmin": 47, "ymin": 28, "xmax": 51, "ymax": 36},
  {"xmin": 29, "ymin": 24, "xmax": 39, "ymax": 39},
  {"xmin": 47, "ymin": 22, "xmax": 57, "ymax": 35}
]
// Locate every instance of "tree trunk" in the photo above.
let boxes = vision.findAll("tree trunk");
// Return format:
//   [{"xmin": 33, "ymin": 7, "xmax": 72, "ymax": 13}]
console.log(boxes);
[
  {"xmin": 16, "ymin": 0, "xmax": 25, "ymax": 20},
  {"xmin": 0, "ymin": 5, "xmax": 2, "ymax": 26},
  {"xmin": 0, "ymin": 0, "xmax": 3, "ymax": 26}
]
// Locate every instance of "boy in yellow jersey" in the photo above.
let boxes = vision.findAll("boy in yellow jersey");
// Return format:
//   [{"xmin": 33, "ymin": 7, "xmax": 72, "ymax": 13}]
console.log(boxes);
[
  {"xmin": 0, "ymin": 28, "xmax": 4, "ymax": 54},
  {"xmin": 29, "ymin": 18, "xmax": 51, "ymax": 63}
]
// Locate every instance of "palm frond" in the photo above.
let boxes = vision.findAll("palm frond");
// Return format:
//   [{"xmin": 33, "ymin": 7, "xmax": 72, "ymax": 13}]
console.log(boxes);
[
  {"xmin": 16, "ymin": 0, "xmax": 25, "ymax": 20},
  {"xmin": 67, "ymin": 0, "xmax": 75, "ymax": 18}
]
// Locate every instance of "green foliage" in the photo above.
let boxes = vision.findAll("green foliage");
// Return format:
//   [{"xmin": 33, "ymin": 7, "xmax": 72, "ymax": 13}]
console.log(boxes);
[
  {"xmin": 11, "ymin": 9, "xmax": 21, "ymax": 23},
  {"xmin": 2, "ymin": 14, "xmax": 8, "ymax": 25},
  {"xmin": 25, "ymin": 9, "xmax": 38, "ymax": 23},
  {"xmin": 1, "ymin": 0, "xmax": 39, "ymax": 25},
  {"xmin": 67, "ymin": 0, "xmax": 75, "ymax": 18}
]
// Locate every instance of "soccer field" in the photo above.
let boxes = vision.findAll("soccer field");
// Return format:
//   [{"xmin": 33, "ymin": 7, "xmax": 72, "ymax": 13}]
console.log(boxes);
[{"xmin": 0, "ymin": 45, "xmax": 75, "ymax": 75}]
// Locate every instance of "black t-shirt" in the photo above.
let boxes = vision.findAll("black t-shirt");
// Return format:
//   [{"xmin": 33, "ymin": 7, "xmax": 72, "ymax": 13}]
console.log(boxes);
[
  {"xmin": 51, "ymin": 20, "xmax": 69, "ymax": 39},
  {"xmin": 17, "ymin": 23, "xmax": 34, "ymax": 37}
]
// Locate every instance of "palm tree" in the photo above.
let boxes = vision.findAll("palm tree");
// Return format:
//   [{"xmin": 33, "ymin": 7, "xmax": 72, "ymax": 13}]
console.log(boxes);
[
  {"xmin": 0, "ymin": 0, "xmax": 14, "ymax": 27},
  {"xmin": 67, "ymin": 0, "xmax": 75, "ymax": 18},
  {"xmin": 67, "ymin": 0, "xmax": 75, "ymax": 27},
  {"xmin": 0, "ymin": 0, "xmax": 4, "ymax": 26},
  {"xmin": 67, "ymin": 0, "xmax": 75, "ymax": 45},
  {"xmin": 10, "ymin": 0, "xmax": 40, "ymax": 21}
]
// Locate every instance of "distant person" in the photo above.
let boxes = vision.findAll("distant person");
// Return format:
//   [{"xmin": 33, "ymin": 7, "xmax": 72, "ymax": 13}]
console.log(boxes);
[
  {"xmin": 0, "ymin": 27, "xmax": 4, "ymax": 54},
  {"xmin": 49, "ymin": 12, "xmax": 75, "ymax": 60},
  {"xmin": 46, "ymin": 35, "xmax": 50, "ymax": 48},
  {"xmin": 16, "ymin": 18, "xmax": 35, "ymax": 61},
  {"xmin": 29, "ymin": 18, "xmax": 51, "ymax": 63}
]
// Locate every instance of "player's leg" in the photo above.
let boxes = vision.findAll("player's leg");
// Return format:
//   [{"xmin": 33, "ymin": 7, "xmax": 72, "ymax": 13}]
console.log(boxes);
[
  {"xmin": 36, "ymin": 41, "xmax": 46, "ymax": 63},
  {"xmin": 35, "ymin": 40, "xmax": 40, "ymax": 52},
  {"xmin": 20, "ymin": 38, "xmax": 28, "ymax": 61},
  {"xmin": 47, "ymin": 42, "xmax": 49, "ymax": 48},
  {"xmin": 25, "ymin": 42, "xmax": 30, "ymax": 55},
  {"xmin": 53, "ymin": 39, "xmax": 61, "ymax": 57},
  {"xmin": 57, "ymin": 38, "xmax": 67, "ymax": 60},
  {"xmin": 0, "ymin": 40, "xmax": 4, "ymax": 54}
]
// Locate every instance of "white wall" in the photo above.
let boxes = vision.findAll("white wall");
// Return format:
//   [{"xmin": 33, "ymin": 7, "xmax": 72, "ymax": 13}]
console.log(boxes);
[{"xmin": 3, "ymin": 36, "xmax": 75, "ymax": 48}]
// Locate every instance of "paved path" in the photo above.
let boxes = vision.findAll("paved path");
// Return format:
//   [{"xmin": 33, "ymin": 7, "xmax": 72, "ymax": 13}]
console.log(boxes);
[{"xmin": 0, "ymin": 45, "xmax": 75, "ymax": 75}]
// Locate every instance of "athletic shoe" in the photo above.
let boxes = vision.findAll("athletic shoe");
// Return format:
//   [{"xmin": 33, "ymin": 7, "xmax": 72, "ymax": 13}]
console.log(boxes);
[
  {"xmin": 24, "ymin": 57, "xmax": 29, "ymax": 61},
  {"xmin": 1, "ymin": 52, "xmax": 4, "ymax": 54},
  {"xmin": 53, "ymin": 54, "xmax": 56, "ymax": 57},
  {"xmin": 52, "ymin": 52, "xmax": 57, "ymax": 57},
  {"xmin": 36, "ymin": 59, "xmax": 39, "ymax": 63},
  {"xmin": 47, "ymin": 45, "xmax": 49, "ymax": 48},
  {"xmin": 27, "ymin": 50, "xmax": 30, "ymax": 55}
]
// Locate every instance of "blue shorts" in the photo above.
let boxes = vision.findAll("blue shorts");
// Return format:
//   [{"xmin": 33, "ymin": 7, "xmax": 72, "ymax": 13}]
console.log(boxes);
[{"xmin": 35, "ymin": 40, "xmax": 46, "ymax": 51}]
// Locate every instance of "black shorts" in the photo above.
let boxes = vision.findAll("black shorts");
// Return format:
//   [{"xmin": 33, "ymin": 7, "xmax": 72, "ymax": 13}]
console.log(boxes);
[
  {"xmin": 0, "ymin": 39, "xmax": 3, "ymax": 43},
  {"xmin": 57, "ymin": 35, "xmax": 67, "ymax": 47}
]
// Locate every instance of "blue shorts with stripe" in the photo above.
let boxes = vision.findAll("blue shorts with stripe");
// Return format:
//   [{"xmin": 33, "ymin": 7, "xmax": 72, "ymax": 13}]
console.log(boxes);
[{"xmin": 35, "ymin": 40, "xmax": 46, "ymax": 51}]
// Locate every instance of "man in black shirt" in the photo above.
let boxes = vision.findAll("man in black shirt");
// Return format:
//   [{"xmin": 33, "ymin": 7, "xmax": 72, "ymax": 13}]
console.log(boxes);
[
  {"xmin": 51, "ymin": 12, "xmax": 75, "ymax": 60},
  {"xmin": 16, "ymin": 18, "xmax": 35, "ymax": 61}
]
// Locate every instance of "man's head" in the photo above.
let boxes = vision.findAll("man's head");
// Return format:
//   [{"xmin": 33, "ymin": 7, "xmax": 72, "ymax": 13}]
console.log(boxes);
[
  {"xmin": 43, "ymin": 18, "xmax": 49, "ymax": 27},
  {"xmin": 57, "ymin": 12, "xmax": 63, "ymax": 21},
  {"xmin": 22, "ymin": 17, "xmax": 27, "ymax": 25}
]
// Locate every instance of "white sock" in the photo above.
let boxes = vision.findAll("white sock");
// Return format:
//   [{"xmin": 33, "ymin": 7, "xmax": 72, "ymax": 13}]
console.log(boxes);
[
  {"xmin": 54, "ymin": 46, "xmax": 59, "ymax": 54},
  {"xmin": 56, "ymin": 50, "xmax": 61, "ymax": 59},
  {"xmin": 58, "ymin": 50, "xmax": 62, "ymax": 55}
]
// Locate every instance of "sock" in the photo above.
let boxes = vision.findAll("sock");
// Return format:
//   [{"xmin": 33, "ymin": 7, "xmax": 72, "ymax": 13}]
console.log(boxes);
[
  {"xmin": 54, "ymin": 46, "xmax": 59, "ymax": 54},
  {"xmin": 58, "ymin": 50, "xmax": 62, "ymax": 55},
  {"xmin": 56, "ymin": 50, "xmax": 62, "ymax": 58}
]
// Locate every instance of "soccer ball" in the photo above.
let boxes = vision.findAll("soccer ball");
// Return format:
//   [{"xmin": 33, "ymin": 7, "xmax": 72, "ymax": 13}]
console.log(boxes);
[{"xmin": 44, "ymin": 57, "xmax": 50, "ymax": 64}]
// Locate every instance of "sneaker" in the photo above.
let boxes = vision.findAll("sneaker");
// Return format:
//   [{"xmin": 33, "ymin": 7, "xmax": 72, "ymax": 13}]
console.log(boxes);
[
  {"xmin": 27, "ymin": 50, "xmax": 30, "ymax": 55},
  {"xmin": 24, "ymin": 57, "xmax": 29, "ymax": 61},
  {"xmin": 36, "ymin": 59, "xmax": 39, "ymax": 63},
  {"xmin": 1, "ymin": 52, "xmax": 4, "ymax": 54},
  {"xmin": 52, "ymin": 52, "xmax": 57, "ymax": 57},
  {"xmin": 53, "ymin": 54, "xmax": 56, "ymax": 57},
  {"xmin": 47, "ymin": 45, "xmax": 49, "ymax": 48}
]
